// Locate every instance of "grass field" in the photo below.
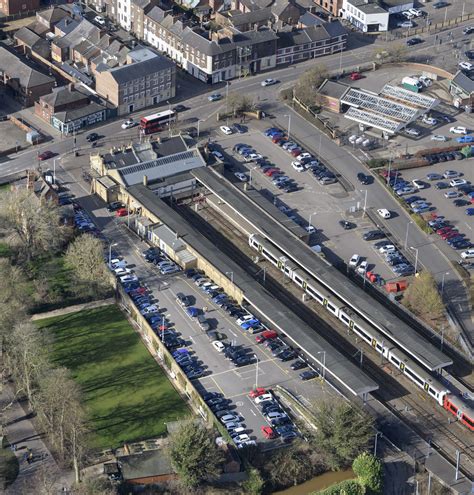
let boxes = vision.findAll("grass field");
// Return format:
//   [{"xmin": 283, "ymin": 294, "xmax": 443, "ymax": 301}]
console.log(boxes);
[{"xmin": 36, "ymin": 305, "xmax": 189, "ymax": 450}]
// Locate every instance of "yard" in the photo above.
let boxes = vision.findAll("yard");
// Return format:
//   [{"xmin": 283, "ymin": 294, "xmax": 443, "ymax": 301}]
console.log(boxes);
[{"xmin": 36, "ymin": 305, "xmax": 189, "ymax": 450}]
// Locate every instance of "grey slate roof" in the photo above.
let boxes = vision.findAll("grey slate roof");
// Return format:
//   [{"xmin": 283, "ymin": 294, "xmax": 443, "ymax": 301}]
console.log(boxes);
[
  {"xmin": 132, "ymin": 0, "xmax": 152, "ymax": 9},
  {"xmin": 55, "ymin": 19, "xmax": 101, "ymax": 51},
  {"xmin": 238, "ymin": 0, "xmax": 273, "ymax": 11},
  {"xmin": 317, "ymin": 79, "xmax": 350, "ymax": 99},
  {"xmin": 146, "ymin": 5, "xmax": 167, "ymax": 23},
  {"xmin": 298, "ymin": 11, "xmax": 326, "ymax": 27},
  {"xmin": 451, "ymin": 70, "xmax": 474, "ymax": 95},
  {"xmin": 55, "ymin": 17, "xmax": 80, "ymax": 35},
  {"xmin": 37, "ymin": 6, "xmax": 70, "ymax": 25},
  {"xmin": 0, "ymin": 45, "xmax": 55, "ymax": 89},
  {"xmin": 14, "ymin": 27, "xmax": 42, "ymax": 47},
  {"xmin": 40, "ymin": 85, "xmax": 88, "ymax": 107},
  {"xmin": 323, "ymin": 19, "xmax": 347, "ymax": 37},
  {"xmin": 106, "ymin": 54, "xmax": 174, "ymax": 84},
  {"xmin": 54, "ymin": 102, "xmax": 106, "ymax": 122},
  {"xmin": 225, "ymin": 7, "xmax": 272, "ymax": 25}
]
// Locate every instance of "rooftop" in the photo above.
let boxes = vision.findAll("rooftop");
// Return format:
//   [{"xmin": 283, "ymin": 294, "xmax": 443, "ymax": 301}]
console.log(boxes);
[
  {"xmin": 348, "ymin": 0, "xmax": 388, "ymax": 14},
  {"xmin": 191, "ymin": 167, "xmax": 452, "ymax": 372},
  {"xmin": 106, "ymin": 53, "xmax": 174, "ymax": 84},
  {"xmin": 451, "ymin": 70, "xmax": 474, "ymax": 94},
  {"xmin": 318, "ymin": 79, "xmax": 351, "ymax": 99},
  {"xmin": 0, "ymin": 44, "xmax": 55, "ymax": 89},
  {"xmin": 40, "ymin": 85, "xmax": 89, "ymax": 107},
  {"xmin": 54, "ymin": 101, "xmax": 106, "ymax": 122},
  {"xmin": 119, "ymin": 450, "xmax": 174, "ymax": 480}
]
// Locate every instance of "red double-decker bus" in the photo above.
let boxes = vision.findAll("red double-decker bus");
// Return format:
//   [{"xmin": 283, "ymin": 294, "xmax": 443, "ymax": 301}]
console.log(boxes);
[{"xmin": 140, "ymin": 110, "xmax": 177, "ymax": 135}]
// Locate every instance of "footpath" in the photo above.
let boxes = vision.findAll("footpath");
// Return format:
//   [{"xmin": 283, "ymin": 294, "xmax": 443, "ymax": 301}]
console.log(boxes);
[{"xmin": 1, "ymin": 384, "xmax": 73, "ymax": 494}]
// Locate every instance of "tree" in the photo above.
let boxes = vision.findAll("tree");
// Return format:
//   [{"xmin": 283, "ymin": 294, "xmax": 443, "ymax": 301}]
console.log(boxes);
[
  {"xmin": 226, "ymin": 92, "xmax": 257, "ymax": 116},
  {"xmin": 389, "ymin": 44, "xmax": 408, "ymax": 63},
  {"xmin": 263, "ymin": 441, "xmax": 315, "ymax": 489},
  {"xmin": 311, "ymin": 401, "xmax": 374, "ymax": 470},
  {"xmin": 6, "ymin": 321, "xmax": 50, "ymax": 403},
  {"xmin": 0, "ymin": 260, "xmax": 30, "ymax": 341},
  {"xmin": 166, "ymin": 421, "xmax": 224, "ymax": 488},
  {"xmin": 403, "ymin": 271, "xmax": 443, "ymax": 323},
  {"xmin": 294, "ymin": 64, "xmax": 328, "ymax": 107},
  {"xmin": 35, "ymin": 367, "xmax": 88, "ymax": 481},
  {"xmin": 0, "ymin": 189, "xmax": 70, "ymax": 261},
  {"xmin": 64, "ymin": 234, "xmax": 111, "ymax": 297},
  {"xmin": 242, "ymin": 468, "xmax": 265, "ymax": 495},
  {"xmin": 352, "ymin": 452, "xmax": 384, "ymax": 494}
]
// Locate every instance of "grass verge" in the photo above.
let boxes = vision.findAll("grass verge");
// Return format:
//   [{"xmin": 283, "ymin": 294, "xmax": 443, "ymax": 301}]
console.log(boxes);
[
  {"xmin": 36, "ymin": 305, "xmax": 189, "ymax": 450},
  {"xmin": 0, "ymin": 439, "xmax": 20, "ymax": 489}
]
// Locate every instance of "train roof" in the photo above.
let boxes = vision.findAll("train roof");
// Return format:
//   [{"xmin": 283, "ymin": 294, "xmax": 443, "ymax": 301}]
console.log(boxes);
[
  {"xmin": 192, "ymin": 168, "xmax": 452, "ymax": 372},
  {"xmin": 128, "ymin": 184, "xmax": 379, "ymax": 398}
]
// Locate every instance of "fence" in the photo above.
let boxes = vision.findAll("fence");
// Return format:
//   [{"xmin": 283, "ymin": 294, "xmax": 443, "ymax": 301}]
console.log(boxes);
[{"xmin": 386, "ymin": 12, "xmax": 474, "ymax": 40}]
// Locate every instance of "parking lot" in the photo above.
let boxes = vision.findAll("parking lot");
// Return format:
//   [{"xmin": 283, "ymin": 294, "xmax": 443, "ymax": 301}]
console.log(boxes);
[
  {"xmin": 97, "ymin": 218, "xmax": 335, "ymax": 448},
  {"xmin": 213, "ymin": 127, "xmax": 402, "ymax": 282},
  {"xmin": 392, "ymin": 159, "xmax": 473, "ymax": 261}
]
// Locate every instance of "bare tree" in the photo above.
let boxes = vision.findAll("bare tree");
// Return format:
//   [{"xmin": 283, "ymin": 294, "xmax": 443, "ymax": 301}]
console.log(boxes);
[
  {"xmin": 0, "ymin": 259, "xmax": 30, "ymax": 342},
  {"xmin": 294, "ymin": 64, "xmax": 328, "ymax": 107},
  {"xmin": 0, "ymin": 189, "xmax": 70, "ymax": 261},
  {"xmin": 69, "ymin": 478, "xmax": 117, "ymax": 495},
  {"xmin": 6, "ymin": 321, "xmax": 51, "ymax": 404},
  {"xmin": 64, "ymin": 234, "xmax": 111, "ymax": 297}
]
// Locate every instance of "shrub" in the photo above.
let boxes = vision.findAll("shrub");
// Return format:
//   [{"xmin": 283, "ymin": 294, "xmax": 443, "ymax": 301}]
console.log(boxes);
[{"xmin": 352, "ymin": 453, "xmax": 384, "ymax": 494}]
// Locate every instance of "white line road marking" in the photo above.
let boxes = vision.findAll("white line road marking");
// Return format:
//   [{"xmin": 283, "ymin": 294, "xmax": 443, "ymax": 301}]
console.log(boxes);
[{"xmin": 251, "ymin": 410, "xmax": 257, "ymax": 416}]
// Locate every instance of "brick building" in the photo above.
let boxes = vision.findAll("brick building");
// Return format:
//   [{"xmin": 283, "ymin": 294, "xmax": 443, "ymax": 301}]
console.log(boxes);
[{"xmin": 0, "ymin": 0, "xmax": 39, "ymax": 16}]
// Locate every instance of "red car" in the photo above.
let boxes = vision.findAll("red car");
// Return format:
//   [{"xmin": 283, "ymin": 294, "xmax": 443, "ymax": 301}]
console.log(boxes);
[
  {"xmin": 115, "ymin": 208, "xmax": 129, "ymax": 217},
  {"xmin": 436, "ymin": 227, "xmax": 453, "ymax": 235},
  {"xmin": 350, "ymin": 72, "xmax": 363, "ymax": 81},
  {"xmin": 272, "ymin": 136, "xmax": 284, "ymax": 144},
  {"xmin": 380, "ymin": 169, "xmax": 400, "ymax": 178},
  {"xmin": 290, "ymin": 148, "xmax": 302, "ymax": 157},
  {"xmin": 249, "ymin": 388, "xmax": 267, "ymax": 399},
  {"xmin": 441, "ymin": 230, "xmax": 458, "ymax": 240},
  {"xmin": 261, "ymin": 426, "xmax": 277, "ymax": 439},
  {"xmin": 265, "ymin": 168, "xmax": 280, "ymax": 177},
  {"xmin": 38, "ymin": 150, "xmax": 55, "ymax": 161}
]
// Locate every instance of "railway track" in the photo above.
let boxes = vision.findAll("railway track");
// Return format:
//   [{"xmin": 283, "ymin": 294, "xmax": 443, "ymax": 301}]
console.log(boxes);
[{"xmin": 175, "ymin": 201, "xmax": 474, "ymax": 478}]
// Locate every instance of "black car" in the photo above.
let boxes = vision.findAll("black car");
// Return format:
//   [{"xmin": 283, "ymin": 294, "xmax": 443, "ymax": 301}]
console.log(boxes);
[
  {"xmin": 466, "ymin": 51, "xmax": 474, "ymax": 61},
  {"xmin": 451, "ymin": 239, "xmax": 472, "ymax": 250},
  {"xmin": 86, "ymin": 132, "xmax": 99, "ymax": 142},
  {"xmin": 283, "ymin": 184, "xmax": 298, "ymax": 193},
  {"xmin": 433, "ymin": 1, "xmax": 449, "ymax": 8},
  {"xmin": 356, "ymin": 172, "xmax": 371, "ymax": 185},
  {"xmin": 172, "ymin": 104, "xmax": 187, "ymax": 112},
  {"xmin": 299, "ymin": 370, "xmax": 318, "ymax": 381},
  {"xmin": 454, "ymin": 199, "xmax": 469, "ymax": 207},
  {"xmin": 407, "ymin": 37, "xmax": 423, "ymax": 46},
  {"xmin": 203, "ymin": 392, "xmax": 222, "ymax": 402},
  {"xmin": 435, "ymin": 182, "xmax": 449, "ymax": 190},
  {"xmin": 278, "ymin": 349, "xmax": 297, "ymax": 361},
  {"xmin": 233, "ymin": 123, "xmax": 247, "ymax": 134},
  {"xmin": 363, "ymin": 230, "xmax": 385, "ymax": 241},
  {"xmin": 339, "ymin": 220, "xmax": 356, "ymax": 230},
  {"xmin": 234, "ymin": 356, "xmax": 254, "ymax": 367},
  {"xmin": 290, "ymin": 359, "xmax": 307, "ymax": 370}
]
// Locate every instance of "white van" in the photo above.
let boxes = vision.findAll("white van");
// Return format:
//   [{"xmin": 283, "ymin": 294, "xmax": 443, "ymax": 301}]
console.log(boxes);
[
  {"xmin": 377, "ymin": 208, "xmax": 391, "ymax": 219},
  {"xmin": 461, "ymin": 249, "xmax": 474, "ymax": 260}
]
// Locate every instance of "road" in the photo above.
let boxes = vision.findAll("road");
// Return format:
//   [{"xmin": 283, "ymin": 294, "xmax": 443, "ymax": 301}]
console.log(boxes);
[{"xmin": 0, "ymin": 20, "xmax": 472, "ymax": 348}]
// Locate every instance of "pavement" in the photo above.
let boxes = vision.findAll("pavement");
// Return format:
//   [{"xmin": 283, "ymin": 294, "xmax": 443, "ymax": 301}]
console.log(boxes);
[{"xmin": 1, "ymin": 385, "xmax": 73, "ymax": 494}]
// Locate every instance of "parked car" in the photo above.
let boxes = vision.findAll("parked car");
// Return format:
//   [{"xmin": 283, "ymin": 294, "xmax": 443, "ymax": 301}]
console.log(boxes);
[
  {"xmin": 299, "ymin": 370, "xmax": 318, "ymax": 381},
  {"xmin": 449, "ymin": 126, "xmax": 467, "ymax": 135},
  {"xmin": 363, "ymin": 230, "xmax": 385, "ymax": 241},
  {"xmin": 349, "ymin": 254, "xmax": 360, "ymax": 267}
]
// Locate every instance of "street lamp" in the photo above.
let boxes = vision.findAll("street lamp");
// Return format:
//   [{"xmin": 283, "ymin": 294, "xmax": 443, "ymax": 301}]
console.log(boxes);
[
  {"xmin": 441, "ymin": 271, "xmax": 449, "ymax": 297},
  {"xmin": 362, "ymin": 189, "xmax": 368, "ymax": 217},
  {"xmin": 409, "ymin": 247, "xmax": 419, "ymax": 274},
  {"xmin": 308, "ymin": 212, "xmax": 317, "ymax": 231},
  {"xmin": 374, "ymin": 431, "xmax": 382, "ymax": 457},
  {"xmin": 108, "ymin": 242, "xmax": 118, "ymax": 265},
  {"xmin": 254, "ymin": 354, "xmax": 259, "ymax": 389},
  {"xmin": 316, "ymin": 350, "xmax": 326, "ymax": 380},
  {"xmin": 197, "ymin": 119, "xmax": 205, "ymax": 138},
  {"xmin": 284, "ymin": 114, "xmax": 291, "ymax": 140},
  {"xmin": 249, "ymin": 166, "xmax": 258, "ymax": 187},
  {"xmin": 225, "ymin": 271, "xmax": 234, "ymax": 284},
  {"xmin": 404, "ymin": 221, "xmax": 413, "ymax": 250}
]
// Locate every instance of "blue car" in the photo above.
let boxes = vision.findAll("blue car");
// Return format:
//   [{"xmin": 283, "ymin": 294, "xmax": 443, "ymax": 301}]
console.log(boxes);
[
  {"xmin": 456, "ymin": 136, "xmax": 474, "ymax": 144},
  {"xmin": 241, "ymin": 319, "xmax": 261, "ymax": 330},
  {"xmin": 186, "ymin": 307, "xmax": 199, "ymax": 318},
  {"xmin": 466, "ymin": 208, "xmax": 474, "ymax": 216},
  {"xmin": 264, "ymin": 127, "xmax": 281, "ymax": 136},
  {"xmin": 212, "ymin": 294, "xmax": 227, "ymax": 302}
]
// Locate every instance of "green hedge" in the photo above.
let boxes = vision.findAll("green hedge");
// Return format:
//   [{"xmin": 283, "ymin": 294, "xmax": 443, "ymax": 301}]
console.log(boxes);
[{"xmin": 315, "ymin": 479, "xmax": 365, "ymax": 495}]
